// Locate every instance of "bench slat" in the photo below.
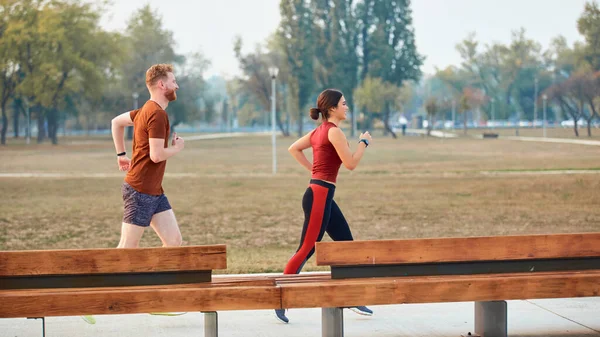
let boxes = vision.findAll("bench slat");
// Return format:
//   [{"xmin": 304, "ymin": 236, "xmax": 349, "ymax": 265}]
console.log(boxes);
[
  {"xmin": 316, "ymin": 233, "xmax": 600, "ymax": 266},
  {"xmin": 0, "ymin": 285, "xmax": 281, "ymax": 318},
  {"xmin": 281, "ymin": 270, "xmax": 600, "ymax": 308},
  {"xmin": 0, "ymin": 245, "xmax": 226, "ymax": 276}
]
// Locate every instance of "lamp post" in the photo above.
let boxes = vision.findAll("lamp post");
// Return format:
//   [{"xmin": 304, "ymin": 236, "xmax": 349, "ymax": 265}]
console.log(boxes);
[
  {"xmin": 132, "ymin": 92, "xmax": 139, "ymax": 110},
  {"xmin": 533, "ymin": 78, "xmax": 538, "ymax": 128},
  {"xmin": 543, "ymin": 94, "xmax": 548, "ymax": 138},
  {"xmin": 491, "ymin": 98, "xmax": 495, "ymax": 130},
  {"xmin": 451, "ymin": 99, "xmax": 456, "ymax": 130},
  {"xmin": 268, "ymin": 67, "xmax": 279, "ymax": 174}
]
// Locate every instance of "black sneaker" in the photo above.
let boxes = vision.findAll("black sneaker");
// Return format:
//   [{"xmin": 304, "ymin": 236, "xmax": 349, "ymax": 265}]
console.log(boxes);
[
  {"xmin": 274, "ymin": 309, "xmax": 289, "ymax": 323},
  {"xmin": 349, "ymin": 306, "xmax": 373, "ymax": 316}
]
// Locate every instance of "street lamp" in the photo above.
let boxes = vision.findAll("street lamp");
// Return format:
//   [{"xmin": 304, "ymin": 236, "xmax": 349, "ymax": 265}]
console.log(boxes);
[
  {"xmin": 542, "ymin": 94, "xmax": 548, "ymax": 138},
  {"xmin": 490, "ymin": 98, "xmax": 495, "ymax": 130},
  {"xmin": 451, "ymin": 99, "xmax": 456, "ymax": 130},
  {"xmin": 268, "ymin": 66, "xmax": 279, "ymax": 175},
  {"xmin": 533, "ymin": 78, "xmax": 538, "ymax": 128},
  {"xmin": 132, "ymin": 92, "xmax": 139, "ymax": 110}
]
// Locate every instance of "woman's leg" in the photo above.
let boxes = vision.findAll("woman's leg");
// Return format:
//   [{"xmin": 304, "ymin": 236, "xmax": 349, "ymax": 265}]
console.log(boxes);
[{"xmin": 283, "ymin": 183, "xmax": 334, "ymax": 274}]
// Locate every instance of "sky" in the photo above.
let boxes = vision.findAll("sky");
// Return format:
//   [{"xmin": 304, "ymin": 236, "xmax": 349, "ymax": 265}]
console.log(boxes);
[{"xmin": 99, "ymin": 0, "xmax": 590, "ymax": 78}]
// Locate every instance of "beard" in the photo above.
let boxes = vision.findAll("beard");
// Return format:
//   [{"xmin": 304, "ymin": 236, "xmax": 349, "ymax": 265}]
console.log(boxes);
[{"xmin": 165, "ymin": 89, "xmax": 177, "ymax": 102}]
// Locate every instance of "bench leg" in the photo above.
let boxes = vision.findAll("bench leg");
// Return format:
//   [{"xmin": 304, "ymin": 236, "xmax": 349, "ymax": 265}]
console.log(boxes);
[
  {"xmin": 322, "ymin": 307, "xmax": 344, "ymax": 337},
  {"xmin": 27, "ymin": 317, "xmax": 45, "ymax": 337},
  {"xmin": 475, "ymin": 301, "xmax": 507, "ymax": 337},
  {"xmin": 203, "ymin": 311, "xmax": 218, "ymax": 337}
]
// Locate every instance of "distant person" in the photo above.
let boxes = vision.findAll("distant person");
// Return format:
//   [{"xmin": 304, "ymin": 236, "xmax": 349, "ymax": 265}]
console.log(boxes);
[
  {"xmin": 111, "ymin": 63, "xmax": 184, "ymax": 249},
  {"xmin": 275, "ymin": 89, "xmax": 374, "ymax": 324},
  {"xmin": 399, "ymin": 115, "xmax": 408, "ymax": 136}
]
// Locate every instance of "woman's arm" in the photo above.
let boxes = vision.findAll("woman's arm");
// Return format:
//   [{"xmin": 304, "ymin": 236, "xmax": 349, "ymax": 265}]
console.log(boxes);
[
  {"xmin": 288, "ymin": 131, "xmax": 314, "ymax": 172},
  {"xmin": 328, "ymin": 128, "xmax": 371, "ymax": 171}
]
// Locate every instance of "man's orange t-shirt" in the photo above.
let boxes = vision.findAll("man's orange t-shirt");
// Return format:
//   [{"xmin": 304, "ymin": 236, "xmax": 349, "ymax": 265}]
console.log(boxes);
[{"xmin": 124, "ymin": 100, "xmax": 170, "ymax": 195}]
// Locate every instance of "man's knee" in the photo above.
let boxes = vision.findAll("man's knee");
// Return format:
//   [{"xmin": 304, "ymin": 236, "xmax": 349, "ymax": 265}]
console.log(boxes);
[{"xmin": 163, "ymin": 233, "xmax": 182, "ymax": 247}]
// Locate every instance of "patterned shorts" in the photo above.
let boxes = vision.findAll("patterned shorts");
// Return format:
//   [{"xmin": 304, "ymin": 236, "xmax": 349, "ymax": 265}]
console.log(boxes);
[{"xmin": 122, "ymin": 182, "xmax": 172, "ymax": 227}]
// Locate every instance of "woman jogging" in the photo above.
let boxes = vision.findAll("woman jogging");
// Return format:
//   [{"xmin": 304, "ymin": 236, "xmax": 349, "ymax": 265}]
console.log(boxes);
[{"xmin": 275, "ymin": 89, "xmax": 373, "ymax": 323}]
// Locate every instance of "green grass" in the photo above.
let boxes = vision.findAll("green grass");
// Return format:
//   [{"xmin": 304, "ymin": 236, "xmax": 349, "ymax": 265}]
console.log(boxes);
[{"xmin": 1, "ymin": 133, "xmax": 600, "ymax": 273}]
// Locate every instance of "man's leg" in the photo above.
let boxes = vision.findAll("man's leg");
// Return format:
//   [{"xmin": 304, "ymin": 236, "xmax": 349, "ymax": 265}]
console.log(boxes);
[
  {"xmin": 119, "ymin": 183, "xmax": 152, "ymax": 248},
  {"xmin": 148, "ymin": 207, "xmax": 185, "ymax": 316},
  {"xmin": 117, "ymin": 223, "xmax": 146, "ymax": 248},
  {"xmin": 150, "ymin": 209, "xmax": 182, "ymax": 247}
]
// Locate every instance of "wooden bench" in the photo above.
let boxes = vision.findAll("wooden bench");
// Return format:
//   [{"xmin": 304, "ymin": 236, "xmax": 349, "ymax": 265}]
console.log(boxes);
[
  {"xmin": 277, "ymin": 232, "xmax": 600, "ymax": 337},
  {"xmin": 0, "ymin": 245, "xmax": 281, "ymax": 337},
  {"xmin": 3, "ymin": 234, "xmax": 599, "ymax": 337}
]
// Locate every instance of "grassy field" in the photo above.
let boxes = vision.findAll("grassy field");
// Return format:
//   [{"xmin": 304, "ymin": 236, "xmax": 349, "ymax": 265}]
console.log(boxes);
[{"xmin": 1, "ymin": 132, "xmax": 600, "ymax": 273}]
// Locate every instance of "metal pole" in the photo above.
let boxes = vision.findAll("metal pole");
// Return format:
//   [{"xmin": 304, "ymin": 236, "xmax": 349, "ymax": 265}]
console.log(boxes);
[
  {"xmin": 534, "ymin": 78, "xmax": 538, "ymax": 128},
  {"xmin": 271, "ymin": 76, "xmax": 277, "ymax": 175},
  {"xmin": 452, "ymin": 99, "xmax": 456, "ymax": 130},
  {"xmin": 491, "ymin": 98, "xmax": 495, "ymax": 130},
  {"xmin": 543, "ymin": 95, "xmax": 547, "ymax": 138}
]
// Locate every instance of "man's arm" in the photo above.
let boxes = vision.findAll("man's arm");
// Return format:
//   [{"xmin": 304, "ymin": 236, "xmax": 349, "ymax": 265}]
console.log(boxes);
[
  {"xmin": 149, "ymin": 134, "xmax": 184, "ymax": 163},
  {"xmin": 111, "ymin": 111, "xmax": 134, "ymax": 154}
]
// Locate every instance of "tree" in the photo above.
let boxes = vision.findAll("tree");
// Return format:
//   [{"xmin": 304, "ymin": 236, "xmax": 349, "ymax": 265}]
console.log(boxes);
[
  {"xmin": 424, "ymin": 97, "xmax": 438, "ymax": 136},
  {"xmin": 313, "ymin": 0, "xmax": 360, "ymax": 135},
  {"xmin": 359, "ymin": 0, "xmax": 423, "ymax": 86},
  {"xmin": 121, "ymin": 4, "xmax": 181, "ymax": 139},
  {"xmin": 279, "ymin": 0, "xmax": 315, "ymax": 136},
  {"xmin": 168, "ymin": 51, "xmax": 210, "ymax": 133},
  {"xmin": 353, "ymin": 76, "xmax": 401, "ymax": 137},
  {"xmin": 0, "ymin": 1, "xmax": 20, "ymax": 145},
  {"xmin": 545, "ymin": 75, "xmax": 585, "ymax": 137},
  {"xmin": 233, "ymin": 36, "xmax": 290, "ymax": 136},
  {"xmin": 459, "ymin": 87, "xmax": 486, "ymax": 134},
  {"xmin": 577, "ymin": 1, "xmax": 600, "ymax": 70}
]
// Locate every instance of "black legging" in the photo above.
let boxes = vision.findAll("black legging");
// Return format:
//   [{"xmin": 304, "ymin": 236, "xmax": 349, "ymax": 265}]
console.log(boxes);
[{"xmin": 283, "ymin": 179, "xmax": 354, "ymax": 274}]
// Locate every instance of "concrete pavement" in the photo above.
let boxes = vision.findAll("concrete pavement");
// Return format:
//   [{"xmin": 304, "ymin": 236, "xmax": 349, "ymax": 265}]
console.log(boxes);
[{"xmin": 2, "ymin": 298, "xmax": 599, "ymax": 337}]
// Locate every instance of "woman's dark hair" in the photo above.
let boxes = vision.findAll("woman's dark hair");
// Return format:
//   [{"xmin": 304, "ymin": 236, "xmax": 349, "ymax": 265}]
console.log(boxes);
[{"xmin": 309, "ymin": 89, "xmax": 343, "ymax": 121}]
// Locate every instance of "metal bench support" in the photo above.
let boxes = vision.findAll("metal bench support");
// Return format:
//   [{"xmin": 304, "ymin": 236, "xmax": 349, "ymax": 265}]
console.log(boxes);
[
  {"xmin": 203, "ymin": 311, "xmax": 218, "ymax": 337},
  {"xmin": 475, "ymin": 301, "xmax": 507, "ymax": 337},
  {"xmin": 322, "ymin": 307, "xmax": 344, "ymax": 337},
  {"xmin": 27, "ymin": 317, "xmax": 45, "ymax": 337}
]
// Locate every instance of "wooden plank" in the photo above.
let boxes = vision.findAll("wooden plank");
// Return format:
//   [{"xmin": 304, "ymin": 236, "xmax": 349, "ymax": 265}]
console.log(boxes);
[
  {"xmin": 0, "ymin": 245, "xmax": 226, "ymax": 276},
  {"xmin": 330, "ymin": 257, "xmax": 600, "ymax": 279},
  {"xmin": 316, "ymin": 233, "xmax": 600, "ymax": 266},
  {"xmin": 0, "ymin": 285, "xmax": 281, "ymax": 318},
  {"xmin": 281, "ymin": 270, "xmax": 600, "ymax": 308}
]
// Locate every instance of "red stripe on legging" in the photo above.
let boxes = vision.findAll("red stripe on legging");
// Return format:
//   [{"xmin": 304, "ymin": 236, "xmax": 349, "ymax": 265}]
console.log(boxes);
[{"xmin": 283, "ymin": 184, "xmax": 328, "ymax": 274}]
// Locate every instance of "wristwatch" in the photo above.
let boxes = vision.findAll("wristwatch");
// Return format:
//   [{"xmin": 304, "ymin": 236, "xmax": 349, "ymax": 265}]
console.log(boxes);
[{"xmin": 358, "ymin": 139, "xmax": 369, "ymax": 147}]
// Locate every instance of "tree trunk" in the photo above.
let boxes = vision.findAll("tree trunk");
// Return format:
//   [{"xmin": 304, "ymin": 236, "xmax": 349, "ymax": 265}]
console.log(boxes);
[
  {"xmin": 277, "ymin": 117, "xmax": 289, "ymax": 137},
  {"xmin": 37, "ymin": 111, "xmax": 46, "ymax": 143},
  {"xmin": 297, "ymin": 109, "xmax": 303, "ymax": 137},
  {"xmin": 382, "ymin": 105, "xmax": 397, "ymax": 139},
  {"xmin": 463, "ymin": 113, "xmax": 468, "ymax": 135},
  {"xmin": 573, "ymin": 121, "xmax": 580, "ymax": 137},
  {"xmin": 1, "ymin": 103, "xmax": 7, "ymax": 145},
  {"xmin": 47, "ymin": 108, "xmax": 58, "ymax": 145},
  {"xmin": 13, "ymin": 106, "xmax": 19, "ymax": 138}
]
